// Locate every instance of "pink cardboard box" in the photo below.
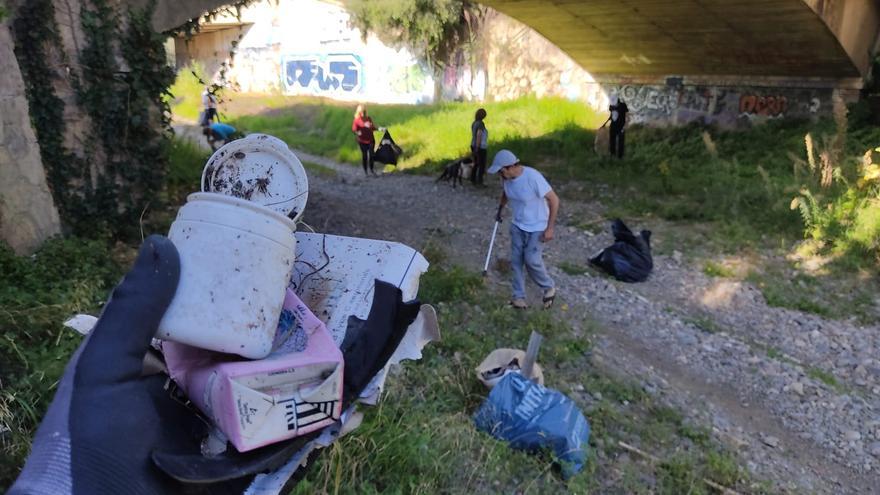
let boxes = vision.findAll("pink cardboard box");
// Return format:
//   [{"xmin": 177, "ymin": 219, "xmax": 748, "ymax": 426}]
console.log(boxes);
[{"xmin": 163, "ymin": 289, "xmax": 343, "ymax": 452}]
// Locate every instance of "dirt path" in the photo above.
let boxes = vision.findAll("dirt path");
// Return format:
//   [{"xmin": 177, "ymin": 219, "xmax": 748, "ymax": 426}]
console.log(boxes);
[{"xmin": 179, "ymin": 130, "xmax": 880, "ymax": 492}]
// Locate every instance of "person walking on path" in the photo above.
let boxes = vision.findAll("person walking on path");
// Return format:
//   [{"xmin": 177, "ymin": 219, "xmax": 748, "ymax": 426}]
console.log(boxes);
[
  {"xmin": 606, "ymin": 94, "xmax": 628, "ymax": 158},
  {"xmin": 201, "ymin": 86, "xmax": 219, "ymax": 125},
  {"xmin": 470, "ymin": 108, "xmax": 489, "ymax": 185},
  {"xmin": 488, "ymin": 149, "xmax": 559, "ymax": 309},
  {"xmin": 352, "ymin": 104, "xmax": 379, "ymax": 176}
]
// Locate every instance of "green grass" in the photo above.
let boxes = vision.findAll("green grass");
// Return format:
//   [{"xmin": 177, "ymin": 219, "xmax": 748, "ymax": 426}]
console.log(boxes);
[
  {"xmin": 684, "ymin": 316, "xmax": 723, "ymax": 334},
  {"xmin": 167, "ymin": 135, "xmax": 210, "ymax": 190},
  {"xmin": 167, "ymin": 63, "xmax": 210, "ymax": 122},
  {"xmin": 558, "ymin": 261, "xmax": 589, "ymax": 276},
  {"xmin": 1, "ymin": 222, "xmax": 771, "ymax": 493},
  {"xmin": 287, "ymin": 251, "xmax": 767, "ymax": 494},
  {"xmin": 221, "ymin": 95, "xmax": 603, "ymax": 174},
  {"xmin": 807, "ymin": 367, "xmax": 841, "ymax": 390},
  {"xmin": 703, "ymin": 261, "xmax": 736, "ymax": 278},
  {"xmin": 766, "ymin": 347, "xmax": 783, "ymax": 360},
  {"xmin": 301, "ymin": 160, "xmax": 338, "ymax": 178},
  {"xmin": 746, "ymin": 265, "xmax": 878, "ymax": 323},
  {"xmin": 166, "ymin": 71, "xmax": 880, "ymax": 273},
  {"xmin": 0, "ymin": 238, "xmax": 123, "ymax": 489},
  {"xmin": 168, "ymin": 72, "xmax": 880, "ymax": 270}
]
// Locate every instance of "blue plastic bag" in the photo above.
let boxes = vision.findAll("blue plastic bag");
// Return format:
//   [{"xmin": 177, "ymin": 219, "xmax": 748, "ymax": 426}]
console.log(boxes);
[{"xmin": 473, "ymin": 372, "xmax": 590, "ymax": 478}]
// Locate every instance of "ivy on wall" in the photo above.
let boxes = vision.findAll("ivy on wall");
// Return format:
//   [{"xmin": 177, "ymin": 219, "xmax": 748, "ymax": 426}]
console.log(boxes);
[
  {"xmin": 77, "ymin": 0, "xmax": 175, "ymax": 236},
  {"xmin": 12, "ymin": 0, "xmax": 173, "ymax": 239},
  {"xmin": 12, "ymin": 0, "xmax": 88, "ymax": 231}
]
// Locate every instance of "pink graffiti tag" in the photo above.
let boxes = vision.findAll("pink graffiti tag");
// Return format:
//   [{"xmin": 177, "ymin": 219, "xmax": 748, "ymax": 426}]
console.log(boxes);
[{"xmin": 739, "ymin": 95, "xmax": 787, "ymax": 116}]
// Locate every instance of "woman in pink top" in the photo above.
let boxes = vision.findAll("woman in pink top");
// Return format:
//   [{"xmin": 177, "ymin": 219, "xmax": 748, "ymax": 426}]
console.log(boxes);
[{"xmin": 352, "ymin": 105, "xmax": 378, "ymax": 176}]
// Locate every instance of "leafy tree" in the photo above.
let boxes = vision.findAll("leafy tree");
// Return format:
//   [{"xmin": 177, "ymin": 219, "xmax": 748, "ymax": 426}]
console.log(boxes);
[{"xmin": 342, "ymin": 0, "xmax": 484, "ymax": 99}]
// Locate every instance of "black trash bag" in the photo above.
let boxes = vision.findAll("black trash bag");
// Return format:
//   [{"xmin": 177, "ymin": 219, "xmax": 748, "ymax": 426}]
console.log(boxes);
[
  {"xmin": 374, "ymin": 129, "xmax": 403, "ymax": 165},
  {"xmin": 589, "ymin": 219, "xmax": 653, "ymax": 282}
]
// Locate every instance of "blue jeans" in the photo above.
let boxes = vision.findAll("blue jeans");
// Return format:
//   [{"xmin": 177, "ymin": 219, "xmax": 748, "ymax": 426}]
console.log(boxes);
[{"xmin": 510, "ymin": 224, "xmax": 555, "ymax": 300}]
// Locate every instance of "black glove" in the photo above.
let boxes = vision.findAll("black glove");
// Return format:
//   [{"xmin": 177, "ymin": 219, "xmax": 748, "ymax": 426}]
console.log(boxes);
[
  {"xmin": 9, "ymin": 236, "xmax": 247, "ymax": 495},
  {"xmin": 153, "ymin": 280, "xmax": 421, "ymax": 485},
  {"xmin": 11, "ymin": 237, "xmax": 422, "ymax": 494}
]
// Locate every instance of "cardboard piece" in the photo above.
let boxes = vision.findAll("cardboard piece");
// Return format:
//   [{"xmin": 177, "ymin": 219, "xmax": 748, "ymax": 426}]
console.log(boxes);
[
  {"xmin": 475, "ymin": 348, "xmax": 545, "ymax": 389},
  {"xmin": 163, "ymin": 289, "xmax": 343, "ymax": 453},
  {"xmin": 291, "ymin": 232, "xmax": 431, "ymax": 401}
]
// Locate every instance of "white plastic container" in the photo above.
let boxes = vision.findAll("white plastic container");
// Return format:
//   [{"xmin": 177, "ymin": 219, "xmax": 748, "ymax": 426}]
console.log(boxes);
[{"xmin": 158, "ymin": 192, "xmax": 298, "ymax": 358}]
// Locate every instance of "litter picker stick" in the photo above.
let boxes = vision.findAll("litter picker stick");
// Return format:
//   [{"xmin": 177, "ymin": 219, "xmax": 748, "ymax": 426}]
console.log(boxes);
[
  {"xmin": 521, "ymin": 331, "xmax": 544, "ymax": 381},
  {"xmin": 482, "ymin": 220, "xmax": 499, "ymax": 276}
]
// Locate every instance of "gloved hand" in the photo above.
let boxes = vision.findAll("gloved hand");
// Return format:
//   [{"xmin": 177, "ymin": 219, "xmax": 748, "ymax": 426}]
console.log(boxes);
[
  {"xmin": 11, "ymin": 236, "xmax": 423, "ymax": 494},
  {"xmin": 8, "ymin": 236, "xmax": 246, "ymax": 495}
]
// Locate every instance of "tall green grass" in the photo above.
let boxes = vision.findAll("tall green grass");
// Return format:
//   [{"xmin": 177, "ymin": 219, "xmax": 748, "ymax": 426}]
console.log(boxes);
[
  {"xmin": 290, "ymin": 258, "xmax": 758, "ymax": 494},
  {"xmin": 201, "ymin": 91, "xmax": 880, "ymax": 268},
  {"xmin": 227, "ymin": 95, "xmax": 603, "ymax": 171},
  {"xmin": 0, "ymin": 238, "xmax": 122, "ymax": 489},
  {"xmin": 165, "ymin": 70, "xmax": 880, "ymax": 270},
  {"xmin": 167, "ymin": 62, "xmax": 209, "ymax": 122}
]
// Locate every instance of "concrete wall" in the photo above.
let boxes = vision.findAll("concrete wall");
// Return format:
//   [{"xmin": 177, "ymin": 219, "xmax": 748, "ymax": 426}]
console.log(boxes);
[
  {"xmin": 804, "ymin": 0, "xmax": 880, "ymax": 78},
  {"xmin": 607, "ymin": 83, "xmax": 835, "ymax": 127},
  {"xmin": 479, "ymin": 10, "xmax": 606, "ymax": 109},
  {"xmin": 0, "ymin": 17, "xmax": 62, "ymax": 254},
  {"xmin": 175, "ymin": 0, "xmax": 435, "ymax": 104},
  {"xmin": 176, "ymin": 2, "xmax": 855, "ymax": 128},
  {"xmin": 481, "ymin": 0, "xmax": 874, "ymax": 82},
  {"xmin": 478, "ymin": 10, "xmax": 847, "ymax": 127}
]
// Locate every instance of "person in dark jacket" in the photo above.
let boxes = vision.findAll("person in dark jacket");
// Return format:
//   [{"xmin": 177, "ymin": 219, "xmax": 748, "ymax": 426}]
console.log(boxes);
[
  {"xmin": 470, "ymin": 108, "xmax": 488, "ymax": 185},
  {"xmin": 607, "ymin": 95, "xmax": 628, "ymax": 158}
]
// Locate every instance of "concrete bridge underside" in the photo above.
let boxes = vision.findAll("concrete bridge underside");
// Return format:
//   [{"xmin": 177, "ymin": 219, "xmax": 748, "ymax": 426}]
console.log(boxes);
[
  {"xmin": 148, "ymin": 0, "xmax": 879, "ymax": 85},
  {"xmin": 479, "ymin": 0, "xmax": 879, "ymax": 84}
]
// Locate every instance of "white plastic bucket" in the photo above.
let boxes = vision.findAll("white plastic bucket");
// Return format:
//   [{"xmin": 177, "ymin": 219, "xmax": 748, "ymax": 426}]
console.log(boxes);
[{"xmin": 158, "ymin": 192, "xmax": 297, "ymax": 359}]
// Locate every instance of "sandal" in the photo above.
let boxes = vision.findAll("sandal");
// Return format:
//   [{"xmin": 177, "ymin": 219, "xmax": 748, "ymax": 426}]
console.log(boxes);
[
  {"xmin": 542, "ymin": 287, "xmax": 557, "ymax": 309},
  {"xmin": 510, "ymin": 299, "xmax": 528, "ymax": 310}
]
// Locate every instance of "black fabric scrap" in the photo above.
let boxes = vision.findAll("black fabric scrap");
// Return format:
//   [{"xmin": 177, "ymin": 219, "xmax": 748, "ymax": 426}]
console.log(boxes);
[
  {"xmin": 340, "ymin": 279, "xmax": 421, "ymax": 406},
  {"xmin": 153, "ymin": 279, "xmax": 420, "ymax": 490}
]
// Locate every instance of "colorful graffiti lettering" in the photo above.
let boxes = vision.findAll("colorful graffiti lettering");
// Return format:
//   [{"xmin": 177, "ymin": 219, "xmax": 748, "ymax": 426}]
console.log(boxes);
[
  {"xmin": 620, "ymin": 85, "xmax": 677, "ymax": 116},
  {"xmin": 739, "ymin": 95, "xmax": 787, "ymax": 116},
  {"xmin": 282, "ymin": 54, "xmax": 362, "ymax": 95}
]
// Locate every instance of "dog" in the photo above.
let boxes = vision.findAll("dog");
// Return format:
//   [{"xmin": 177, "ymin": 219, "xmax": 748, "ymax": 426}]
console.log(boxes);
[{"xmin": 436, "ymin": 157, "xmax": 474, "ymax": 189}]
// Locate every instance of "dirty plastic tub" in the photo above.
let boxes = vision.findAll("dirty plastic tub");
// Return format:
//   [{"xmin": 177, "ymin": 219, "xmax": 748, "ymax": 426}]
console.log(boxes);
[{"xmin": 158, "ymin": 192, "xmax": 297, "ymax": 359}]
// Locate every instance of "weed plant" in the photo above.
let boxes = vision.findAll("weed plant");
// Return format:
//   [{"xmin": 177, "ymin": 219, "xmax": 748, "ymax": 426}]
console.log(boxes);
[
  {"xmin": 0, "ymin": 238, "xmax": 121, "ymax": 489},
  {"xmin": 290, "ymin": 255, "xmax": 763, "ymax": 494}
]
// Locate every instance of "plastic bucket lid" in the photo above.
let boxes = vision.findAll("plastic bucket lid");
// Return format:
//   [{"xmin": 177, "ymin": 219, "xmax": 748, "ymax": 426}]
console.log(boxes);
[
  {"xmin": 201, "ymin": 134, "xmax": 309, "ymax": 222},
  {"xmin": 179, "ymin": 192, "xmax": 297, "ymax": 248}
]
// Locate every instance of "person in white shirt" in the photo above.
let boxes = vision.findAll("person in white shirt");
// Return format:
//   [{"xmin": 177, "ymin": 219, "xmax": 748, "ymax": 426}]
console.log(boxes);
[
  {"xmin": 201, "ymin": 86, "xmax": 218, "ymax": 125},
  {"xmin": 488, "ymin": 149, "xmax": 560, "ymax": 309}
]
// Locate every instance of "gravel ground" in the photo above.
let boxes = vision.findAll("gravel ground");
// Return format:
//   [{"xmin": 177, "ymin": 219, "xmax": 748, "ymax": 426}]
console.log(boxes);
[
  {"xmin": 292, "ymin": 150, "xmax": 880, "ymax": 494},
  {"xmin": 174, "ymin": 125, "xmax": 879, "ymax": 492}
]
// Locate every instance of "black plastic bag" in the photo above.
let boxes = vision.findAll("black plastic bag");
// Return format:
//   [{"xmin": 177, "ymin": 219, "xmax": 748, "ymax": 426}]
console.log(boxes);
[
  {"xmin": 374, "ymin": 130, "xmax": 403, "ymax": 165},
  {"xmin": 589, "ymin": 219, "xmax": 652, "ymax": 282}
]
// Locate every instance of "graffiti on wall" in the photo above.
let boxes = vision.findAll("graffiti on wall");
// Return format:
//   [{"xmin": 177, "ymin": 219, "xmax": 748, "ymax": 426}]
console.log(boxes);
[
  {"xmin": 609, "ymin": 84, "xmax": 829, "ymax": 126},
  {"xmin": 739, "ymin": 95, "xmax": 787, "ymax": 116},
  {"xmin": 282, "ymin": 53, "xmax": 363, "ymax": 95},
  {"xmin": 619, "ymin": 85, "xmax": 679, "ymax": 117}
]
